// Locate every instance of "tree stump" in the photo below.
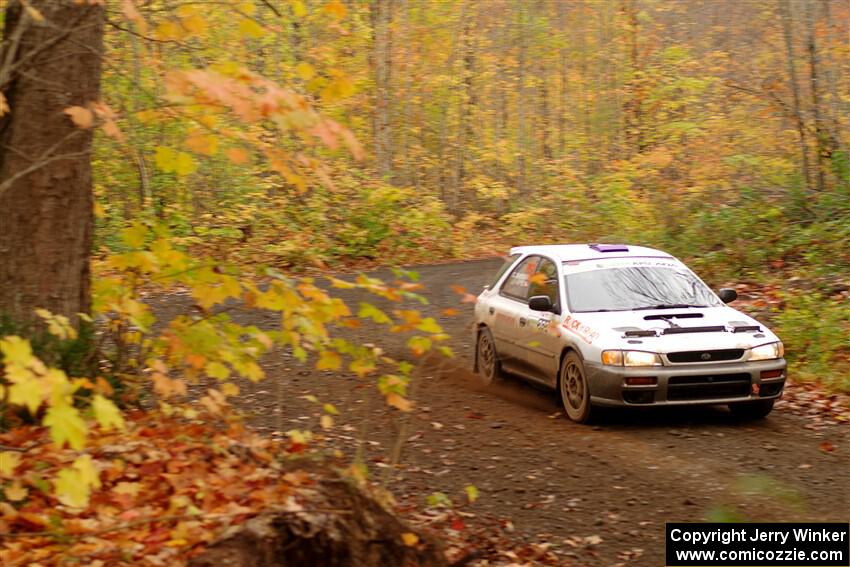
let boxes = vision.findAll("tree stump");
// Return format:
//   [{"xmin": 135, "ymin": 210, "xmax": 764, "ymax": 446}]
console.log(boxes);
[{"xmin": 189, "ymin": 476, "xmax": 447, "ymax": 567}]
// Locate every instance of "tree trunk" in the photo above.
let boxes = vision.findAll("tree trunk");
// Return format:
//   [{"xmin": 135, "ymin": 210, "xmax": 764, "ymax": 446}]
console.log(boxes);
[
  {"xmin": 371, "ymin": 0, "xmax": 394, "ymax": 181},
  {"xmin": 515, "ymin": 2, "xmax": 528, "ymax": 200},
  {"xmin": 0, "ymin": 0, "xmax": 104, "ymax": 324},
  {"xmin": 779, "ymin": 0, "xmax": 813, "ymax": 193},
  {"xmin": 805, "ymin": 0, "xmax": 827, "ymax": 193},
  {"xmin": 557, "ymin": 0, "xmax": 568, "ymax": 161}
]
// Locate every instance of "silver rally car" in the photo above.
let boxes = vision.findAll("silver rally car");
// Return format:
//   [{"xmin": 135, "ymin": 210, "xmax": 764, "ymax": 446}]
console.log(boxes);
[{"xmin": 473, "ymin": 244, "xmax": 787, "ymax": 423}]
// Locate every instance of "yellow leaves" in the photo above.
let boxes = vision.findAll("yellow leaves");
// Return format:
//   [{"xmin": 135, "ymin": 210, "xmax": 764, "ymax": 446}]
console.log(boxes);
[
  {"xmin": 296, "ymin": 62, "xmax": 316, "ymax": 81},
  {"xmin": 192, "ymin": 274, "xmax": 241, "ymax": 310},
  {"xmin": 121, "ymin": 221, "xmax": 149, "ymax": 248},
  {"xmin": 35, "ymin": 309, "xmax": 78, "ymax": 340},
  {"xmin": 316, "ymin": 350, "xmax": 342, "ymax": 371},
  {"xmin": 357, "ymin": 303, "xmax": 391, "ymax": 324},
  {"xmin": 154, "ymin": 146, "xmax": 197, "ymax": 176},
  {"xmin": 155, "ymin": 20, "xmax": 184, "ymax": 41},
  {"xmin": 407, "ymin": 336, "xmax": 432, "ymax": 356},
  {"xmin": 320, "ymin": 414, "xmax": 334, "ymax": 430},
  {"xmin": 54, "ymin": 455, "xmax": 101, "ymax": 508},
  {"xmin": 44, "ymin": 404, "xmax": 87, "ymax": 450},
  {"xmin": 181, "ymin": 14, "xmax": 208, "ymax": 35},
  {"xmin": 464, "ymin": 484, "xmax": 479, "ymax": 503},
  {"xmin": 1, "ymin": 335, "xmax": 33, "ymax": 366},
  {"xmin": 236, "ymin": 2, "xmax": 256, "ymax": 15},
  {"xmin": 220, "ymin": 382, "xmax": 240, "ymax": 397},
  {"xmin": 415, "ymin": 317, "xmax": 442, "ymax": 334},
  {"xmin": 64, "ymin": 106, "xmax": 94, "ymax": 129},
  {"xmin": 239, "ymin": 18, "xmax": 265, "ymax": 39},
  {"xmin": 401, "ymin": 532, "xmax": 419, "ymax": 546},
  {"xmin": 320, "ymin": 72, "xmax": 355, "ymax": 102},
  {"xmin": 205, "ymin": 361, "xmax": 231, "ymax": 380},
  {"xmin": 0, "ymin": 452, "xmax": 21, "ymax": 478},
  {"xmin": 290, "ymin": 0, "xmax": 307, "ymax": 17},
  {"xmin": 92, "ymin": 395, "xmax": 125, "ymax": 432},
  {"xmin": 8, "ymin": 376, "xmax": 42, "ymax": 414},
  {"xmin": 349, "ymin": 358, "xmax": 376, "ymax": 377}
]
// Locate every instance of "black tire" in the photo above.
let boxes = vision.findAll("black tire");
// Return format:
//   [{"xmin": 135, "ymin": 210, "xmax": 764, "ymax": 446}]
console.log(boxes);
[
  {"xmin": 476, "ymin": 327, "xmax": 504, "ymax": 385},
  {"xmin": 728, "ymin": 399, "xmax": 775, "ymax": 420},
  {"xmin": 559, "ymin": 351, "xmax": 593, "ymax": 423}
]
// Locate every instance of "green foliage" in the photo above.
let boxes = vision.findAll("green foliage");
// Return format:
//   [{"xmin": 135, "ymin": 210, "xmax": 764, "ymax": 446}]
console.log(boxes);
[
  {"xmin": 0, "ymin": 314, "xmax": 97, "ymax": 381},
  {"xmin": 775, "ymin": 294, "xmax": 850, "ymax": 392}
]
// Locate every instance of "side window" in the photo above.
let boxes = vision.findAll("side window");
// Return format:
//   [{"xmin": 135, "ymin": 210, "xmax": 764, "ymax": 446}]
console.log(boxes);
[
  {"xmin": 529, "ymin": 258, "xmax": 559, "ymax": 304},
  {"xmin": 488, "ymin": 253, "xmax": 521, "ymax": 289},
  {"xmin": 500, "ymin": 256, "xmax": 541, "ymax": 300}
]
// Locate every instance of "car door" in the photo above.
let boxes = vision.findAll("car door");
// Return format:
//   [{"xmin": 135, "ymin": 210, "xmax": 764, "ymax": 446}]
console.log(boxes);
[
  {"xmin": 515, "ymin": 256, "xmax": 563, "ymax": 384},
  {"xmin": 491, "ymin": 255, "xmax": 542, "ymax": 367}
]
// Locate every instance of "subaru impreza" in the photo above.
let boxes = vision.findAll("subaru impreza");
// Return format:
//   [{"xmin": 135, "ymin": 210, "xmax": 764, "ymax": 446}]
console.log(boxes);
[{"xmin": 473, "ymin": 244, "xmax": 786, "ymax": 423}]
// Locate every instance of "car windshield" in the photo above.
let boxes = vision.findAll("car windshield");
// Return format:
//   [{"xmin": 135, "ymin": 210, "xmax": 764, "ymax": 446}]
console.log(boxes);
[{"xmin": 564, "ymin": 266, "xmax": 721, "ymax": 312}]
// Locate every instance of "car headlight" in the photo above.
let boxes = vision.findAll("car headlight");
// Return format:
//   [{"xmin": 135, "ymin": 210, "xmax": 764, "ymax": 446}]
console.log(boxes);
[
  {"xmin": 602, "ymin": 350, "xmax": 663, "ymax": 367},
  {"xmin": 749, "ymin": 341, "xmax": 784, "ymax": 361}
]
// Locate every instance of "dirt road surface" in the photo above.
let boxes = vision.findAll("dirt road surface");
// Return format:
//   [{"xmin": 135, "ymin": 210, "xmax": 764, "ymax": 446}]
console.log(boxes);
[{"xmin": 159, "ymin": 259, "xmax": 849, "ymax": 565}]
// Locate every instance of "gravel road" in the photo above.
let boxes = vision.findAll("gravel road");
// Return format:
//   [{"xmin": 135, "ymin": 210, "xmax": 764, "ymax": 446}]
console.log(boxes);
[{"xmin": 155, "ymin": 258, "xmax": 849, "ymax": 565}]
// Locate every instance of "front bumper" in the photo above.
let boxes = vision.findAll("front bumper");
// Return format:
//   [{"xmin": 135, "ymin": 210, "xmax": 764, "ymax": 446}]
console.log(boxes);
[{"xmin": 585, "ymin": 358, "xmax": 787, "ymax": 407}]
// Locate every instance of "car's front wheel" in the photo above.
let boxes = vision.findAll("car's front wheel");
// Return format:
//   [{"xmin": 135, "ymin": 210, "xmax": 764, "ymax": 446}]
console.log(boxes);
[
  {"xmin": 559, "ymin": 351, "xmax": 593, "ymax": 423},
  {"xmin": 728, "ymin": 399, "xmax": 775, "ymax": 420},
  {"xmin": 476, "ymin": 327, "xmax": 504, "ymax": 385}
]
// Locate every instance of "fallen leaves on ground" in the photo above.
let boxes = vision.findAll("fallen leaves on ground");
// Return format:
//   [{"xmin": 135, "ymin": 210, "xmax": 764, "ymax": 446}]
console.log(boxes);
[{"xmin": 0, "ymin": 411, "xmax": 307, "ymax": 566}]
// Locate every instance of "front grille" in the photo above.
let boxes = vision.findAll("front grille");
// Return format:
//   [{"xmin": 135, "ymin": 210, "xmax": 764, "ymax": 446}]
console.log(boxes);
[
  {"xmin": 667, "ymin": 373, "xmax": 751, "ymax": 401},
  {"xmin": 667, "ymin": 349, "xmax": 745, "ymax": 363}
]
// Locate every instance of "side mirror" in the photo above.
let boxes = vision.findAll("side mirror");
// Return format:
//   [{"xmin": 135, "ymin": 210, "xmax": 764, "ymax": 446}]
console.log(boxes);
[
  {"xmin": 528, "ymin": 295, "xmax": 554, "ymax": 312},
  {"xmin": 718, "ymin": 288, "xmax": 738, "ymax": 304}
]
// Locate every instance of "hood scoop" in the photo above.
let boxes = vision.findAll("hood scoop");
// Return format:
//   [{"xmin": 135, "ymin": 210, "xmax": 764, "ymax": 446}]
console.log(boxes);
[
  {"xmin": 644, "ymin": 313, "xmax": 703, "ymax": 321},
  {"xmin": 661, "ymin": 325, "xmax": 726, "ymax": 335},
  {"xmin": 622, "ymin": 329, "xmax": 658, "ymax": 338},
  {"xmin": 729, "ymin": 321, "xmax": 761, "ymax": 333}
]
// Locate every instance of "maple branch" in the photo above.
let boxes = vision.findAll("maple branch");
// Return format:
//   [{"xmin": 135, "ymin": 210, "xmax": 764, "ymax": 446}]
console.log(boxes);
[
  {"xmin": 0, "ymin": 149, "xmax": 89, "ymax": 200},
  {"xmin": 259, "ymin": 0, "xmax": 282, "ymax": 17}
]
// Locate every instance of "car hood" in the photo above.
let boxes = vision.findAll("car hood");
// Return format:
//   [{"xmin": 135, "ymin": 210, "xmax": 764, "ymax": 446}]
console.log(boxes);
[{"xmin": 569, "ymin": 306, "xmax": 780, "ymax": 352}]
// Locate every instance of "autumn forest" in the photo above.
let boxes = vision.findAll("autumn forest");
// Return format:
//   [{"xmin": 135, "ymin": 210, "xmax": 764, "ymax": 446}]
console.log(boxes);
[{"xmin": 0, "ymin": 0, "xmax": 848, "ymax": 565}]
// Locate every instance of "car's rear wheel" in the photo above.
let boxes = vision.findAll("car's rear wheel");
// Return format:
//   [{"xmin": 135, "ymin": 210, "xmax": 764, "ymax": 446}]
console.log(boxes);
[
  {"xmin": 559, "ymin": 351, "xmax": 593, "ymax": 423},
  {"xmin": 476, "ymin": 327, "xmax": 503, "ymax": 385},
  {"xmin": 728, "ymin": 399, "xmax": 775, "ymax": 420}
]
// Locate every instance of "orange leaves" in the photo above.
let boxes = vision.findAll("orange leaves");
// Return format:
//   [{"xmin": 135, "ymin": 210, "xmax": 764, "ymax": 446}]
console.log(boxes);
[
  {"xmin": 450, "ymin": 285, "xmax": 478, "ymax": 304},
  {"xmin": 64, "ymin": 101, "xmax": 123, "ymax": 140},
  {"xmin": 323, "ymin": 0, "xmax": 347, "ymax": 19},
  {"xmin": 386, "ymin": 392, "xmax": 412, "ymax": 412},
  {"xmin": 184, "ymin": 131, "xmax": 219, "ymax": 156},
  {"xmin": 0, "ymin": 413, "xmax": 308, "ymax": 565},
  {"xmin": 226, "ymin": 147, "xmax": 250, "ymax": 165},
  {"xmin": 64, "ymin": 106, "xmax": 94, "ymax": 129},
  {"xmin": 316, "ymin": 350, "xmax": 342, "ymax": 371},
  {"xmin": 122, "ymin": 0, "xmax": 147, "ymax": 33}
]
